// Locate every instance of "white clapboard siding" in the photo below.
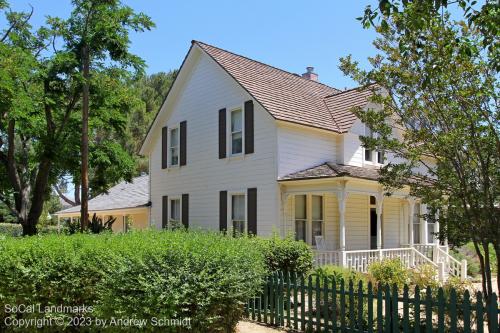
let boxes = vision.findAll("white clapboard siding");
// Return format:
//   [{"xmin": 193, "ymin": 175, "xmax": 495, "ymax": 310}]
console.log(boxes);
[
  {"xmin": 149, "ymin": 50, "xmax": 280, "ymax": 236},
  {"xmin": 345, "ymin": 194, "xmax": 369, "ymax": 250},
  {"xmin": 277, "ymin": 123, "xmax": 337, "ymax": 177},
  {"xmin": 383, "ymin": 197, "xmax": 401, "ymax": 248}
]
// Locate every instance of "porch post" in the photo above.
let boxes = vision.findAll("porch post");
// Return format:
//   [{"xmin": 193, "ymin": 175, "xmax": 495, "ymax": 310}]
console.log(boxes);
[
  {"xmin": 407, "ymin": 197, "xmax": 416, "ymax": 247},
  {"xmin": 422, "ymin": 204, "xmax": 428, "ymax": 244},
  {"xmin": 433, "ymin": 211, "xmax": 440, "ymax": 263},
  {"xmin": 338, "ymin": 181, "xmax": 349, "ymax": 267},
  {"xmin": 375, "ymin": 190, "xmax": 384, "ymax": 250}
]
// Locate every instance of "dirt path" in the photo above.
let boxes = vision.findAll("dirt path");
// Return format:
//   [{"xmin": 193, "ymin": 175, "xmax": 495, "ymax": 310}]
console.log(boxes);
[{"xmin": 237, "ymin": 320, "xmax": 295, "ymax": 333}]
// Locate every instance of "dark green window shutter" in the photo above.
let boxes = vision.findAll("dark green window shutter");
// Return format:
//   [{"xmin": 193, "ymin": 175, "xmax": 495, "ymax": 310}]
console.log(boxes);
[
  {"xmin": 180, "ymin": 121, "xmax": 187, "ymax": 166},
  {"xmin": 244, "ymin": 100, "xmax": 254, "ymax": 154},
  {"xmin": 161, "ymin": 126, "xmax": 168, "ymax": 169},
  {"xmin": 247, "ymin": 188, "xmax": 257, "ymax": 235},
  {"xmin": 182, "ymin": 193, "xmax": 189, "ymax": 228},
  {"xmin": 219, "ymin": 191, "xmax": 227, "ymax": 231},
  {"xmin": 218, "ymin": 108, "xmax": 226, "ymax": 159},
  {"xmin": 162, "ymin": 195, "xmax": 168, "ymax": 228}
]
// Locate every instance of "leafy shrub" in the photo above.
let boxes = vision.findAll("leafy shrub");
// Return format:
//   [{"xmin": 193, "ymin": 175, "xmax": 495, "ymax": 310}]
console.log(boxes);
[
  {"xmin": 409, "ymin": 264, "xmax": 439, "ymax": 289},
  {"xmin": 451, "ymin": 248, "xmax": 481, "ymax": 277},
  {"xmin": 87, "ymin": 213, "xmax": 116, "ymax": 233},
  {"xmin": 251, "ymin": 233, "xmax": 314, "ymax": 273},
  {"xmin": 368, "ymin": 258, "xmax": 409, "ymax": 290},
  {"xmin": 37, "ymin": 225, "xmax": 61, "ymax": 235},
  {"xmin": 0, "ymin": 223, "xmax": 22, "ymax": 237},
  {"xmin": 0, "ymin": 230, "xmax": 266, "ymax": 332},
  {"xmin": 311, "ymin": 265, "xmax": 368, "ymax": 288},
  {"xmin": 307, "ymin": 265, "xmax": 369, "ymax": 330}
]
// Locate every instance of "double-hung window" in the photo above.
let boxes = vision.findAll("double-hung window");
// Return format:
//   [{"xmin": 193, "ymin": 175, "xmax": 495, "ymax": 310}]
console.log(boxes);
[
  {"xmin": 169, "ymin": 197, "xmax": 181, "ymax": 226},
  {"xmin": 294, "ymin": 195, "xmax": 307, "ymax": 242},
  {"xmin": 311, "ymin": 195, "xmax": 324, "ymax": 246},
  {"xmin": 294, "ymin": 194, "xmax": 324, "ymax": 245},
  {"xmin": 231, "ymin": 193, "xmax": 246, "ymax": 236},
  {"xmin": 169, "ymin": 127, "xmax": 179, "ymax": 166},
  {"xmin": 230, "ymin": 108, "xmax": 243, "ymax": 155},
  {"xmin": 365, "ymin": 127, "xmax": 374, "ymax": 162},
  {"xmin": 364, "ymin": 126, "xmax": 385, "ymax": 164}
]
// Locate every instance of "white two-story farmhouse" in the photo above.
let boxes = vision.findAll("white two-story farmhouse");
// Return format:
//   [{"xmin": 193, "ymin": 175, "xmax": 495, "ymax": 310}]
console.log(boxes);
[{"xmin": 140, "ymin": 41, "xmax": 466, "ymax": 280}]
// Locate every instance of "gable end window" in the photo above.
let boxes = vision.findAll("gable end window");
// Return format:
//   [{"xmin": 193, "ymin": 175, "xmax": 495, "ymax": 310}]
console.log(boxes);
[
  {"xmin": 169, "ymin": 126, "xmax": 180, "ymax": 166},
  {"xmin": 230, "ymin": 108, "xmax": 243, "ymax": 155},
  {"xmin": 364, "ymin": 126, "xmax": 384, "ymax": 164}
]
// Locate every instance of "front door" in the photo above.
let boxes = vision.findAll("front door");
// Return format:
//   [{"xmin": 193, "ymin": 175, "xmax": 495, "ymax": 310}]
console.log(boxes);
[{"xmin": 370, "ymin": 208, "xmax": 377, "ymax": 249}]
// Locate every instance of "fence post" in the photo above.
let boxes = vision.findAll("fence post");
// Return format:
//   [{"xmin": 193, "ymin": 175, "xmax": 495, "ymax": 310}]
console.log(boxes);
[
  {"xmin": 461, "ymin": 259, "xmax": 468, "ymax": 280},
  {"xmin": 486, "ymin": 293, "xmax": 499, "ymax": 333}
]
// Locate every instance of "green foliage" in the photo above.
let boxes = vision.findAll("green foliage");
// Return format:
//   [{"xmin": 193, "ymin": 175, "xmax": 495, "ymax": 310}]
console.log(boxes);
[
  {"xmin": 0, "ymin": 223, "xmax": 22, "ymax": 237},
  {"xmin": 251, "ymin": 233, "xmax": 314, "ymax": 273},
  {"xmin": 409, "ymin": 264, "xmax": 440, "ymax": 289},
  {"xmin": 451, "ymin": 247, "xmax": 482, "ymax": 277},
  {"xmin": 368, "ymin": 258, "xmax": 409, "ymax": 290},
  {"xmin": 0, "ymin": 230, "xmax": 266, "ymax": 332},
  {"xmin": 342, "ymin": 0, "xmax": 499, "ymax": 299},
  {"xmin": 87, "ymin": 213, "xmax": 115, "ymax": 234},
  {"xmin": 37, "ymin": 225, "xmax": 60, "ymax": 235},
  {"xmin": 310, "ymin": 265, "xmax": 368, "ymax": 289}
]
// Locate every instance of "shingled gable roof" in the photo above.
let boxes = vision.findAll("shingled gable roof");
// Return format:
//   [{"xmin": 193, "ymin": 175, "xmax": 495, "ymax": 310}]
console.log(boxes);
[
  {"xmin": 193, "ymin": 41, "xmax": 374, "ymax": 133},
  {"xmin": 278, "ymin": 162, "xmax": 381, "ymax": 182},
  {"xmin": 55, "ymin": 175, "xmax": 149, "ymax": 214}
]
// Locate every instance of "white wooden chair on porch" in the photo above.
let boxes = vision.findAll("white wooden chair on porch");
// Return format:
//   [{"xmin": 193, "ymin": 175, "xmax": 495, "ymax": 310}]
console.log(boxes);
[{"xmin": 315, "ymin": 236, "xmax": 327, "ymax": 251}]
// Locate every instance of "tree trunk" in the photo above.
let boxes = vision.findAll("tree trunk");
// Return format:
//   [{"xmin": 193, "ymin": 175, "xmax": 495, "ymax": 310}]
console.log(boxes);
[
  {"xmin": 473, "ymin": 240, "xmax": 487, "ymax": 296},
  {"xmin": 21, "ymin": 222, "xmax": 37, "ymax": 236},
  {"xmin": 80, "ymin": 44, "xmax": 90, "ymax": 232},
  {"xmin": 25, "ymin": 157, "xmax": 52, "ymax": 235}
]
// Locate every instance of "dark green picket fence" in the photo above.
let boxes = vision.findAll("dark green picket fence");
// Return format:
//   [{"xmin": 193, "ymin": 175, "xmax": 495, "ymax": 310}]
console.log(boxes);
[{"xmin": 245, "ymin": 271, "xmax": 499, "ymax": 332}]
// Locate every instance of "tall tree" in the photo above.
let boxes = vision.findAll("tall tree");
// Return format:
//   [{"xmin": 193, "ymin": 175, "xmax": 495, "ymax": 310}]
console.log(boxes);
[
  {"xmin": 0, "ymin": 1, "xmax": 150, "ymax": 235},
  {"xmin": 60, "ymin": 0, "xmax": 154, "ymax": 230},
  {"xmin": 125, "ymin": 70, "xmax": 177, "ymax": 174},
  {"xmin": 341, "ymin": 0, "xmax": 499, "ymax": 317},
  {"xmin": 0, "ymin": 3, "xmax": 78, "ymax": 235}
]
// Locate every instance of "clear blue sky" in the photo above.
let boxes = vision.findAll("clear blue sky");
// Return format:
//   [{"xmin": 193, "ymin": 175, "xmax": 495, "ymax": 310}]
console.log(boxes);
[{"xmin": 8, "ymin": 0, "xmax": 380, "ymax": 89}]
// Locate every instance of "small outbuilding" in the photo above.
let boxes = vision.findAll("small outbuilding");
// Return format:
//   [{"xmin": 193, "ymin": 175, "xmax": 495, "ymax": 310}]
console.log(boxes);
[{"xmin": 54, "ymin": 175, "xmax": 150, "ymax": 232}]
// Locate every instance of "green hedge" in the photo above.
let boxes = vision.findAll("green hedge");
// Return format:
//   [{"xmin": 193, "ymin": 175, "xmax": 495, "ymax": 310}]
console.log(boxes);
[
  {"xmin": 252, "ymin": 233, "xmax": 314, "ymax": 273},
  {"xmin": 0, "ymin": 223, "xmax": 22, "ymax": 237},
  {"xmin": 0, "ymin": 230, "xmax": 266, "ymax": 332}
]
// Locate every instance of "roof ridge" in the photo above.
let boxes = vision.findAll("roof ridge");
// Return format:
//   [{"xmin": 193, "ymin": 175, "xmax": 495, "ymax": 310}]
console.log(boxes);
[
  {"xmin": 192, "ymin": 40, "xmax": 341, "ymax": 94},
  {"xmin": 324, "ymin": 83, "xmax": 377, "ymax": 99}
]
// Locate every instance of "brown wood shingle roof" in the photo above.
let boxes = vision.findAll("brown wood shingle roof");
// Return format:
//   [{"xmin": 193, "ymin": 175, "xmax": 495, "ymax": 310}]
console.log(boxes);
[{"xmin": 194, "ymin": 41, "xmax": 374, "ymax": 133}]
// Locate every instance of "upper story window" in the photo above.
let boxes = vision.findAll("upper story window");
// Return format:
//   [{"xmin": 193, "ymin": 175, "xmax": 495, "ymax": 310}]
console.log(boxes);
[
  {"xmin": 231, "ymin": 193, "xmax": 246, "ymax": 236},
  {"xmin": 169, "ymin": 126, "xmax": 179, "ymax": 166},
  {"xmin": 230, "ymin": 108, "xmax": 243, "ymax": 155},
  {"xmin": 364, "ymin": 126, "xmax": 385, "ymax": 164}
]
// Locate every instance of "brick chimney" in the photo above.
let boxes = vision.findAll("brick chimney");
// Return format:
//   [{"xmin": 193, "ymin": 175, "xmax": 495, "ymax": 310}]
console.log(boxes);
[{"xmin": 301, "ymin": 66, "xmax": 318, "ymax": 81}]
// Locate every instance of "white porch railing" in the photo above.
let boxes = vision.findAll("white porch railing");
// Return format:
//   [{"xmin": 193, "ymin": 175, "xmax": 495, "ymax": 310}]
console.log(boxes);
[
  {"xmin": 313, "ymin": 245, "xmax": 467, "ymax": 281},
  {"xmin": 314, "ymin": 251, "xmax": 340, "ymax": 266}
]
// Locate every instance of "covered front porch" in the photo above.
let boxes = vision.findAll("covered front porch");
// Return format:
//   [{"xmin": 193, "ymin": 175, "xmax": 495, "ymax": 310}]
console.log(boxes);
[{"xmin": 279, "ymin": 174, "xmax": 466, "ymax": 281}]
